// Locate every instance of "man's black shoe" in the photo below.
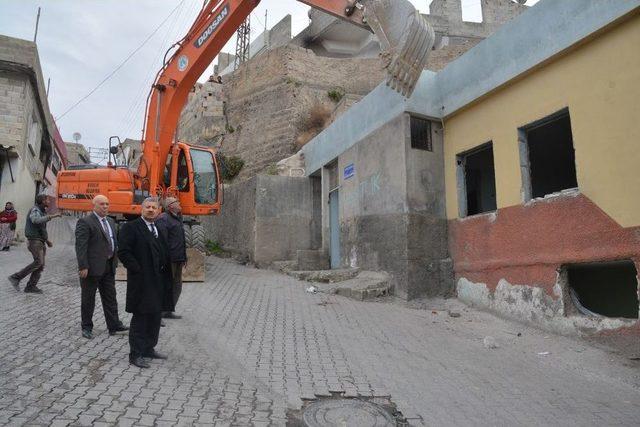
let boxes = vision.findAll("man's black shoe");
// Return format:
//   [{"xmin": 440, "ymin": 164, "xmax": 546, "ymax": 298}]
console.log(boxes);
[
  {"xmin": 143, "ymin": 350, "xmax": 168, "ymax": 360},
  {"xmin": 8, "ymin": 276, "xmax": 20, "ymax": 291},
  {"xmin": 130, "ymin": 357, "xmax": 150, "ymax": 368},
  {"xmin": 82, "ymin": 329, "xmax": 93, "ymax": 339},
  {"xmin": 109, "ymin": 325, "xmax": 129, "ymax": 336},
  {"xmin": 162, "ymin": 312, "xmax": 182, "ymax": 319},
  {"xmin": 24, "ymin": 286, "xmax": 43, "ymax": 294}
]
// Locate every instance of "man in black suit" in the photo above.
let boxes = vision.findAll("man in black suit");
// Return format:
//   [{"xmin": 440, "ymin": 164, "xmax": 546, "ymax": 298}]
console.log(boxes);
[
  {"xmin": 75, "ymin": 195, "xmax": 128, "ymax": 339},
  {"xmin": 117, "ymin": 197, "xmax": 174, "ymax": 368}
]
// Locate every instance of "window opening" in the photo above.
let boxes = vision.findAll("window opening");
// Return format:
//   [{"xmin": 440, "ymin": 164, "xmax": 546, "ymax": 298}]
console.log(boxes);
[
  {"xmin": 410, "ymin": 116, "xmax": 433, "ymax": 151},
  {"xmin": 457, "ymin": 142, "xmax": 497, "ymax": 217},
  {"xmin": 520, "ymin": 109, "xmax": 578, "ymax": 200},
  {"xmin": 163, "ymin": 153, "xmax": 172, "ymax": 188},
  {"xmin": 177, "ymin": 150, "xmax": 190, "ymax": 192},
  {"xmin": 190, "ymin": 149, "xmax": 217, "ymax": 204},
  {"xmin": 565, "ymin": 260, "xmax": 639, "ymax": 319},
  {"xmin": 462, "ymin": 0, "xmax": 483, "ymax": 22}
]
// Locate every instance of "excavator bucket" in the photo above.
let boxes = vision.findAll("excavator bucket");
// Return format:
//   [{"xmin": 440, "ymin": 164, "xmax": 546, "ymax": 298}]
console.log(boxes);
[{"xmin": 364, "ymin": 0, "xmax": 435, "ymax": 97}]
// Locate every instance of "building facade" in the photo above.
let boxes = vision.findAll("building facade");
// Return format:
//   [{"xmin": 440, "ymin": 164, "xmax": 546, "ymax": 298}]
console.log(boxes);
[
  {"xmin": 0, "ymin": 35, "xmax": 55, "ymax": 238},
  {"xmin": 64, "ymin": 142, "xmax": 90, "ymax": 166},
  {"xmin": 42, "ymin": 124, "xmax": 68, "ymax": 211},
  {"xmin": 299, "ymin": 0, "xmax": 640, "ymax": 334}
]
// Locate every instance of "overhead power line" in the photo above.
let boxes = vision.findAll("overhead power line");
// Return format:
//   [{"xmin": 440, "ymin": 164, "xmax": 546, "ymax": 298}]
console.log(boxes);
[{"xmin": 55, "ymin": 0, "xmax": 187, "ymax": 122}]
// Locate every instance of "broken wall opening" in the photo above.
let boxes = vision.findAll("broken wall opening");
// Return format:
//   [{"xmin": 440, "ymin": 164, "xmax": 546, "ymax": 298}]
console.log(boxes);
[
  {"xmin": 564, "ymin": 260, "xmax": 639, "ymax": 319},
  {"xmin": 520, "ymin": 109, "xmax": 578, "ymax": 200},
  {"xmin": 456, "ymin": 142, "xmax": 497, "ymax": 217}
]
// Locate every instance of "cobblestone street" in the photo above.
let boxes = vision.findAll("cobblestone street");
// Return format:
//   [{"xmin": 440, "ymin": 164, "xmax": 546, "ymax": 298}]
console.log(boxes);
[{"xmin": 1, "ymin": 243, "xmax": 639, "ymax": 426}]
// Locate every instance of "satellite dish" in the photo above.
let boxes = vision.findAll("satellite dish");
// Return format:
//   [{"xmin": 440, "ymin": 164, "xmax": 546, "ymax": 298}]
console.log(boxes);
[{"xmin": 72, "ymin": 132, "xmax": 82, "ymax": 143}]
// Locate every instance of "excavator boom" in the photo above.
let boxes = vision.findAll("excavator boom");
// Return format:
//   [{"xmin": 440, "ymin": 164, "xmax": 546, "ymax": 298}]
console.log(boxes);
[{"xmin": 58, "ymin": 0, "xmax": 433, "ymax": 217}]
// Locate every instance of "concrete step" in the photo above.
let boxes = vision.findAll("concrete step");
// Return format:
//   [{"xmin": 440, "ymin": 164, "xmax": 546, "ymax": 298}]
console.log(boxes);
[
  {"xmin": 272, "ymin": 260, "xmax": 297, "ymax": 273},
  {"xmin": 296, "ymin": 249, "xmax": 330, "ymax": 271},
  {"xmin": 308, "ymin": 271, "xmax": 392, "ymax": 301},
  {"xmin": 286, "ymin": 267, "xmax": 360, "ymax": 283}
]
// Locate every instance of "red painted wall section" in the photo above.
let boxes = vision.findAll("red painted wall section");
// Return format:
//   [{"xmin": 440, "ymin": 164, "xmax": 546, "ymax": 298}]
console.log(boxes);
[{"xmin": 448, "ymin": 193, "xmax": 640, "ymax": 296}]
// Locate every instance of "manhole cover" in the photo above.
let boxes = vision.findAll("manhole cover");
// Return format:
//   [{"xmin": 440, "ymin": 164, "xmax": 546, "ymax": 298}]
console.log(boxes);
[{"xmin": 302, "ymin": 398, "xmax": 396, "ymax": 427}]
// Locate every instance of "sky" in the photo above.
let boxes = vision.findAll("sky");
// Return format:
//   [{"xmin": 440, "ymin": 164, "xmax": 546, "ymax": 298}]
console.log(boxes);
[{"xmin": 0, "ymin": 0, "xmax": 538, "ymax": 157}]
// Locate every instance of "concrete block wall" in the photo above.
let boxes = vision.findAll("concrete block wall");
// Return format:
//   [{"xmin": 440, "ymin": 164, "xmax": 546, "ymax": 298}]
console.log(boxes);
[
  {"xmin": 0, "ymin": 74, "xmax": 27, "ymax": 149},
  {"xmin": 0, "ymin": 72, "xmax": 46, "ymax": 239},
  {"xmin": 202, "ymin": 175, "xmax": 318, "ymax": 265},
  {"xmin": 335, "ymin": 114, "xmax": 452, "ymax": 299}
]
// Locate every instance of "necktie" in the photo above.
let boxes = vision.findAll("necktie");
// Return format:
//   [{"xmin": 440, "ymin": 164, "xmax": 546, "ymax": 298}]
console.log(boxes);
[
  {"xmin": 150, "ymin": 223, "xmax": 158, "ymax": 238},
  {"xmin": 101, "ymin": 218, "xmax": 114, "ymax": 257}
]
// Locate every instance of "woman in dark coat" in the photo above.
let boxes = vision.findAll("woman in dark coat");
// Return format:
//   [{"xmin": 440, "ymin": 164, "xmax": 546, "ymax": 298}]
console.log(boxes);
[{"xmin": 117, "ymin": 197, "xmax": 174, "ymax": 368}]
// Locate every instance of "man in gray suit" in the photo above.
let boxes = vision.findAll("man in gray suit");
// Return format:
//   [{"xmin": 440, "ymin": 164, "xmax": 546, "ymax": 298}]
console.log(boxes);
[{"xmin": 75, "ymin": 195, "xmax": 128, "ymax": 339}]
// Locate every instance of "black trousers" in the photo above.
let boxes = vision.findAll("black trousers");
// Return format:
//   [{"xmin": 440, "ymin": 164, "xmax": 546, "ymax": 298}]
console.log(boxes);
[
  {"xmin": 163, "ymin": 262, "xmax": 183, "ymax": 314},
  {"xmin": 129, "ymin": 312, "xmax": 161, "ymax": 359},
  {"xmin": 80, "ymin": 260, "xmax": 121, "ymax": 332}
]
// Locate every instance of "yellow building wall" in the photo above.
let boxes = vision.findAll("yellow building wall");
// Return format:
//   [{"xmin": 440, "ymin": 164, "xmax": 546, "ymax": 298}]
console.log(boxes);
[{"xmin": 444, "ymin": 13, "xmax": 640, "ymax": 227}]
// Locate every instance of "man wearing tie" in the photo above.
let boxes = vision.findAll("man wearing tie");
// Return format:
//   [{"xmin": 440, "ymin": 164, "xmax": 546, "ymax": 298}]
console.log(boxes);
[
  {"xmin": 117, "ymin": 197, "xmax": 174, "ymax": 368},
  {"xmin": 75, "ymin": 195, "xmax": 128, "ymax": 339}
]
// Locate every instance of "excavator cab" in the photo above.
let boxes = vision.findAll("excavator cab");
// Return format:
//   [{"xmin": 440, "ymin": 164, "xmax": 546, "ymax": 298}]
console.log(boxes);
[{"xmin": 163, "ymin": 142, "xmax": 221, "ymax": 216}]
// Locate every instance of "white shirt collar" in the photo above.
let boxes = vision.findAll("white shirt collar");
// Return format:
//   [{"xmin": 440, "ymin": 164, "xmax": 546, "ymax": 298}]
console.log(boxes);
[
  {"xmin": 142, "ymin": 218, "xmax": 155, "ymax": 227},
  {"xmin": 93, "ymin": 211, "xmax": 107, "ymax": 222}
]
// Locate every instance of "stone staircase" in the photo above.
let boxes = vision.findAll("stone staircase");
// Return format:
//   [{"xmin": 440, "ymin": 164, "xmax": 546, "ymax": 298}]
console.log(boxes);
[{"xmin": 273, "ymin": 250, "xmax": 392, "ymax": 301}]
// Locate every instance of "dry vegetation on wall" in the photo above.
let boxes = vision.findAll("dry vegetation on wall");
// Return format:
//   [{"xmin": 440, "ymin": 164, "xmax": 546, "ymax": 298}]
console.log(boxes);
[
  {"xmin": 295, "ymin": 104, "xmax": 331, "ymax": 149},
  {"xmin": 216, "ymin": 152, "xmax": 245, "ymax": 181}
]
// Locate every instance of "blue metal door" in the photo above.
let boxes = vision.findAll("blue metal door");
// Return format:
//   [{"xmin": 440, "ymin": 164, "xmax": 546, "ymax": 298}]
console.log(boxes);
[{"xmin": 329, "ymin": 190, "xmax": 340, "ymax": 269}]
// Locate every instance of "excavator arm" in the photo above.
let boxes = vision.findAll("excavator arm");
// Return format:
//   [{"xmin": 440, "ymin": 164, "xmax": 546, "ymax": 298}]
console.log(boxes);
[{"xmin": 140, "ymin": 0, "xmax": 434, "ymax": 197}]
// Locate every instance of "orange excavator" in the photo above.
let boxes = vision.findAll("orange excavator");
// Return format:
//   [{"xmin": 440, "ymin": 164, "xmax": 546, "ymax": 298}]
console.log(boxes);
[{"xmin": 57, "ymin": 0, "xmax": 434, "ymax": 247}]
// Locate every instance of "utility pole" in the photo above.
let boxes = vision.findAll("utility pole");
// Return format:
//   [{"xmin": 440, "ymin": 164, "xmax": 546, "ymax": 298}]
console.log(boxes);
[
  {"xmin": 234, "ymin": 16, "xmax": 250, "ymax": 70},
  {"xmin": 265, "ymin": 10, "xmax": 269, "ymax": 49},
  {"xmin": 33, "ymin": 7, "xmax": 41, "ymax": 43},
  {"xmin": 46, "ymin": 78, "xmax": 51, "ymax": 97}
]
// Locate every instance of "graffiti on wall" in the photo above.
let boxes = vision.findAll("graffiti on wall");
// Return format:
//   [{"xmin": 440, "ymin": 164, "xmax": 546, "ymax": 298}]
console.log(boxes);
[{"xmin": 343, "ymin": 171, "xmax": 383, "ymax": 210}]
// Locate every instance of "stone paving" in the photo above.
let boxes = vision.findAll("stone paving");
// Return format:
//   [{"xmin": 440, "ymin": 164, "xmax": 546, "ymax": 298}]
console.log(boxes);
[{"xmin": 1, "ymin": 243, "xmax": 639, "ymax": 426}]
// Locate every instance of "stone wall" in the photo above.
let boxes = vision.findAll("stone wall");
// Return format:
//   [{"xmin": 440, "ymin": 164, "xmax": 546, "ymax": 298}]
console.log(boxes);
[
  {"xmin": 177, "ymin": 81, "xmax": 225, "ymax": 145},
  {"xmin": 179, "ymin": 45, "xmax": 385, "ymax": 180}
]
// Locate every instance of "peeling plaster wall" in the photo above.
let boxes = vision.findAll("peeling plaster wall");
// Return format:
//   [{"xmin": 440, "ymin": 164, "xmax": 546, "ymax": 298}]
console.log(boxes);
[
  {"xmin": 450, "ymin": 194, "xmax": 640, "ymax": 334},
  {"xmin": 457, "ymin": 278, "xmax": 637, "ymax": 335}
]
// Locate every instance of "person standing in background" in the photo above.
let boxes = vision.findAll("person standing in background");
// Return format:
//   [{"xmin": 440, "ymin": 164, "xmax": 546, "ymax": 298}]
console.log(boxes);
[
  {"xmin": 0, "ymin": 202, "xmax": 17, "ymax": 251},
  {"xmin": 155, "ymin": 197, "xmax": 187, "ymax": 320}
]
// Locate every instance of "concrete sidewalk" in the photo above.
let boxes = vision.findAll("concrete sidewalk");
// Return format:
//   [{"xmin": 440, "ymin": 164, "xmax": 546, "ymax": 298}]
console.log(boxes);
[{"xmin": 0, "ymin": 244, "xmax": 638, "ymax": 426}]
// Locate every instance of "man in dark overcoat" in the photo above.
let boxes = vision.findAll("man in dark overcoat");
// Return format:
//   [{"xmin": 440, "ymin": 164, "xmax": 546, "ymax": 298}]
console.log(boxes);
[
  {"xmin": 75, "ymin": 194, "xmax": 128, "ymax": 339},
  {"xmin": 155, "ymin": 197, "xmax": 187, "ymax": 320},
  {"xmin": 117, "ymin": 197, "xmax": 174, "ymax": 368}
]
